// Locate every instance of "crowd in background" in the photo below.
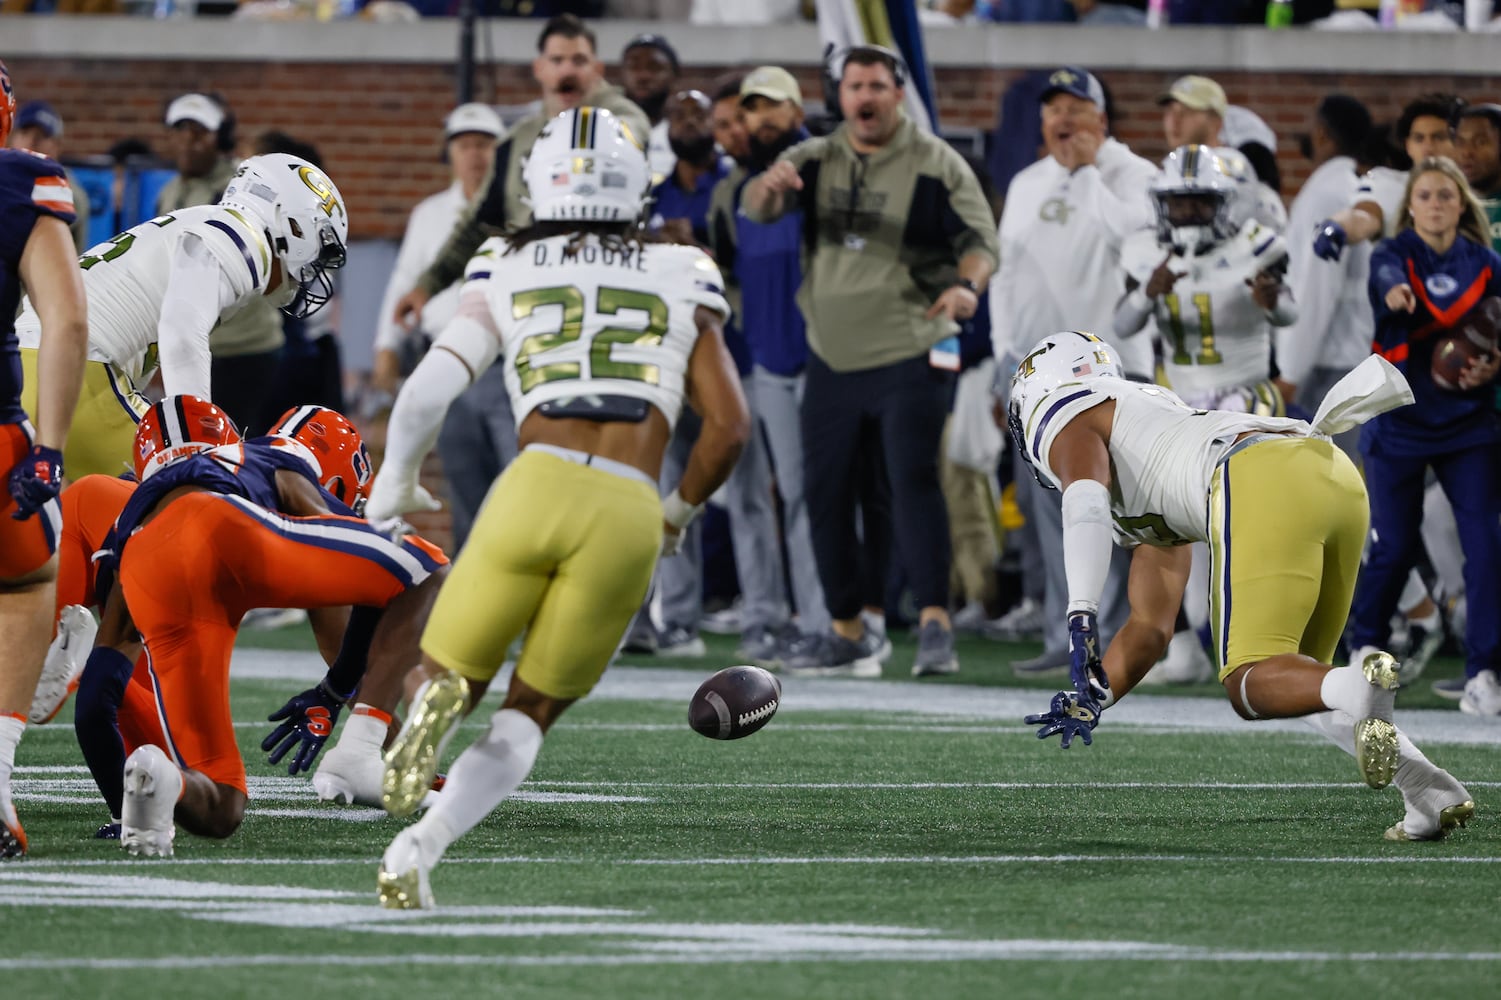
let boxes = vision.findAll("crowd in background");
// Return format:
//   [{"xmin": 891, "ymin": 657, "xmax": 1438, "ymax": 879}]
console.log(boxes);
[{"xmin": 8, "ymin": 12, "xmax": 1501, "ymax": 714}]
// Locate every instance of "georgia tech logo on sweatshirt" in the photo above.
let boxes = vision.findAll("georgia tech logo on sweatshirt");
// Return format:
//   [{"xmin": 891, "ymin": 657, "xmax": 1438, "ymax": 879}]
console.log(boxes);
[{"xmin": 1039, "ymin": 197, "xmax": 1073, "ymax": 224}]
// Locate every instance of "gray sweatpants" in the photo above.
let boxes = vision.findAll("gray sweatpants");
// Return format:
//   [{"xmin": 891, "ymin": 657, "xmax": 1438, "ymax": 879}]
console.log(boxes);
[{"xmin": 436, "ymin": 361, "xmax": 517, "ymax": 552}]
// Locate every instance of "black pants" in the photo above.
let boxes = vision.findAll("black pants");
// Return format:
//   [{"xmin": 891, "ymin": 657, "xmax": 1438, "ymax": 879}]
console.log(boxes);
[
  {"xmin": 210, "ymin": 348, "xmax": 284, "ymax": 437},
  {"xmin": 801, "ymin": 352, "xmax": 955, "ymax": 621}
]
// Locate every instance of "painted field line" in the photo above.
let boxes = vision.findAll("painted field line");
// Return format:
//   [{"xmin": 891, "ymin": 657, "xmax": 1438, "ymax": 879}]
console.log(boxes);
[
  {"xmin": 11, "ymin": 852, "xmax": 1501, "ymax": 870},
  {"xmin": 3, "ymin": 946, "xmax": 1501, "ymax": 971},
  {"xmin": 17, "ymin": 766, "xmax": 1500, "ymax": 792}
]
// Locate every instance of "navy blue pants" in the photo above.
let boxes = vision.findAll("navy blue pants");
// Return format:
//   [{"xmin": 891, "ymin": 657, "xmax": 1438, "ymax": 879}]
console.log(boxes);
[
  {"xmin": 802, "ymin": 353, "xmax": 954, "ymax": 621},
  {"xmin": 1350, "ymin": 442, "xmax": 1501, "ymax": 679}
]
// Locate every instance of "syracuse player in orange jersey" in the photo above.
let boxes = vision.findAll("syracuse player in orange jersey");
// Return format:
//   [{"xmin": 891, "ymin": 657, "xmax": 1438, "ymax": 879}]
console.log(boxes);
[
  {"xmin": 0, "ymin": 58, "xmax": 90, "ymax": 860},
  {"xmin": 91, "ymin": 396, "xmax": 446, "ymax": 857}
]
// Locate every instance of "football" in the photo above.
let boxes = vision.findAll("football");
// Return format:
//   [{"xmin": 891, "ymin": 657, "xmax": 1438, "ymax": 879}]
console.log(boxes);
[
  {"xmin": 688, "ymin": 665, "xmax": 782, "ymax": 740},
  {"xmin": 1432, "ymin": 296, "xmax": 1501, "ymax": 391}
]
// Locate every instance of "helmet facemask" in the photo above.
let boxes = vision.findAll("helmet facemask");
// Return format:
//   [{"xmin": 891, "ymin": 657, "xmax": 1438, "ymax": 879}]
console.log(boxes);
[
  {"xmin": 279, "ymin": 217, "xmax": 347, "ymax": 318},
  {"xmin": 1153, "ymin": 189, "xmax": 1233, "ymax": 256}
]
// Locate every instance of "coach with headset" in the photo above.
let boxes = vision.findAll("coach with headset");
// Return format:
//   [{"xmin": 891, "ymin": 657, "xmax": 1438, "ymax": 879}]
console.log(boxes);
[
  {"xmin": 156, "ymin": 92, "xmax": 285, "ymax": 436},
  {"xmin": 743, "ymin": 45, "xmax": 998, "ymax": 679}
]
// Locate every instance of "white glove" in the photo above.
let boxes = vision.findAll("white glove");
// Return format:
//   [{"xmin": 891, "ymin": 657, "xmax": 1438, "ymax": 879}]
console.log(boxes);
[{"xmin": 364, "ymin": 475, "xmax": 442, "ymax": 521}]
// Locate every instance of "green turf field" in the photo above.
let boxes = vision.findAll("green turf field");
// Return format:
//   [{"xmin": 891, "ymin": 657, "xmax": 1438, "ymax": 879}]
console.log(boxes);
[{"xmin": 4, "ymin": 627, "xmax": 1497, "ymax": 999}]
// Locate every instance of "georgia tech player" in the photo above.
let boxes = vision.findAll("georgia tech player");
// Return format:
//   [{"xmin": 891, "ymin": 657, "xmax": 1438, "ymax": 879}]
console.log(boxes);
[
  {"xmin": 12, "ymin": 152, "xmax": 348, "ymax": 478},
  {"xmin": 366, "ymin": 106, "xmax": 748, "ymax": 908},
  {"xmin": 1115, "ymin": 145, "xmax": 1297, "ymax": 416},
  {"xmin": 1011, "ymin": 331, "xmax": 1474, "ymax": 842}
]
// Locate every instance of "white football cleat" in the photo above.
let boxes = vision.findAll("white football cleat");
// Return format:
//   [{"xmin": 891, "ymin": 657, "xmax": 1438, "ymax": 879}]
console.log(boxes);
[
  {"xmin": 377, "ymin": 826, "xmax": 443, "ymax": 909},
  {"xmin": 313, "ymin": 740, "xmax": 385, "ymax": 807},
  {"xmin": 29, "ymin": 605, "xmax": 98, "ymax": 725},
  {"xmin": 1459, "ymin": 670, "xmax": 1501, "ymax": 717},
  {"xmin": 121, "ymin": 745, "xmax": 183, "ymax": 858},
  {"xmin": 1386, "ymin": 769, "xmax": 1476, "ymax": 842}
]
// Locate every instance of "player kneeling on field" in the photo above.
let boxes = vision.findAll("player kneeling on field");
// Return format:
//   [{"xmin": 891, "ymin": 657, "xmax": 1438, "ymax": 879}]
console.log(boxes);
[
  {"xmin": 368, "ymin": 106, "xmax": 748, "ymax": 908},
  {"xmin": 1011, "ymin": 332, "xmax": 1475, "ymax": 842},
  {"xmin": 87, "ymin": 397, "xmax": 446, "ymax": 857}
]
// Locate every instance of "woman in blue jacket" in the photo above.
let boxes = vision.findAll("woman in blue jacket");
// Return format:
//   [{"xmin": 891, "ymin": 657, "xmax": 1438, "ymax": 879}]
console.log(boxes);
[{"xmin": 1351, "ymin": 156, "xmax": 1501, "ymax": 716}]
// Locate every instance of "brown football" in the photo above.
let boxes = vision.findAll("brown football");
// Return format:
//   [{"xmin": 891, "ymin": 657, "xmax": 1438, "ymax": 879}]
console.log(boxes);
[
  {"xmin": 1432, "ymin": 296, "xmax": 1501, "ymax": 391},
  {"xmin": 688, "ymin": 665, "xmax": 782, "ymax": 740}
]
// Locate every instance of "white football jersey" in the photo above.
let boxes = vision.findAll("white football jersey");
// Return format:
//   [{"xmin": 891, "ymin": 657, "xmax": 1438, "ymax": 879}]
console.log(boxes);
[
  {"xmin": 473, "ymin": 233, "xmax": 730, "ymax": 428},
  {"xmin": 1356, "ymin": 166, "xmax": 1407, "ymax": 239},
  {"xmin": 1013, "ymin": 375, "xmax": 1309, "ymax": 547},
  {"xmin": 14, "ymin": 204, "xmax": 272, "ymax": 385},
  {"xmin": 1121, "ymin": 219, "xmax": 1288, "ymax": 405}
]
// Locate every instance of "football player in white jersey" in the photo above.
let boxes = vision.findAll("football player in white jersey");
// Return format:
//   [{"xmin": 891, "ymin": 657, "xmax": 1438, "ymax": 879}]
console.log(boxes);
[
  {"xmin": 365, "ymin": 107, "xmax": 748, "ymax": 908},
  {"xmin": 1116, "ymin": 145, "xmax": 1296, "ymax": 417},
  {"xmin": 1010, "ymin": 331, "xmax": 1473, "ymax": 842},
  {"xmin": 12, "ymin": 152, "xmax": 348, "ymax": 478}
]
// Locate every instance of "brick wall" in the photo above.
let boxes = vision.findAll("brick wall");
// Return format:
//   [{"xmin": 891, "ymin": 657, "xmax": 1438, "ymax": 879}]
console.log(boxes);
[{"xmin": 8, "ymin": 55, "xmax": 1501, "ymax": 240}]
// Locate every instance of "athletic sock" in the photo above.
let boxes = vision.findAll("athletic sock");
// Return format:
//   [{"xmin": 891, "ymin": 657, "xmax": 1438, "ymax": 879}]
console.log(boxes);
[
  {"xmin": 411, "ymin": 708, "xmax": 543, "ymax": 852},
  {"xmin": 1319, "ymin": 665, "xmax": 1380, "ymax": 719},
  {"xmin": 0, "ymin": 712, "xmax": 25, "ymax": 787}
]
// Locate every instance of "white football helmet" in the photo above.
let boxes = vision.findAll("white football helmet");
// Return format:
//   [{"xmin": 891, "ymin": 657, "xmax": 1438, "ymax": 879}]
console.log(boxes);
[
  {"xmin": 1007, "ymin": 331, "xmax": 1122, "ymax": 482},
  {"xmin": 522, "ymin": 106, "xmax": 650, "ymax": 224},
  {"xmin": 219, "ymin": 153, "xmax": 349, "ymax": 317},
  {"xmin": 1151, "ymin": 144, "xmax": 1239, "ymax": 255}
]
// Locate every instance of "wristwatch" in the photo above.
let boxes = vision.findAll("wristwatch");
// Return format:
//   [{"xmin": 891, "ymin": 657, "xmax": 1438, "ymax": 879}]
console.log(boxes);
[{"xmin": 955, "ymin": 278, "xmax": 979, "ymax": 295}]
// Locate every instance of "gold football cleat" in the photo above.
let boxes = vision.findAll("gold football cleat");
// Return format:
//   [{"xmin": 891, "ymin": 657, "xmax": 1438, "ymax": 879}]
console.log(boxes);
[
  {"xmin": 382, "ymin": 671, "xmax": 470, "ymax": 818},
  {"xmin": 1354, "ymin": 651, "xmax": 1401, "ymax": 790},
  {"xmin": 1384, "ymin": 800, "xmax": 1477, "ymax": 842},
  {"xmin": 377, "ymin": 864, "xmax": 432, "ymax": 910}
]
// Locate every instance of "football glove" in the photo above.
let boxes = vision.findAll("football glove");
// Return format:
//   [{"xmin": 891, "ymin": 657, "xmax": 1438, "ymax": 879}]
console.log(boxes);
[
  {"xmin": 1312, "ymin": 220, "xmax": 1347, "ymax": 262},
  {"xmin": 1024, "ymin": 690, "xmax": 1103, "ymax": 749},
  {"xmin": 262, "ymin": 677, "xmax": 348, "ymax": 775},
  {"xmin": 8, "ymin": 445, "xmax": 64, "ymax": 521},
  {"xmin": 1067, "ymin": 609, "xmax": 1109, "ymax": 705}
]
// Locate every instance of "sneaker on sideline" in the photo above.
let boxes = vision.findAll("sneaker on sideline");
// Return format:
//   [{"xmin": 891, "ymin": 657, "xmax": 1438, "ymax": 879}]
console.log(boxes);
[
  {"xmin": 983, "ymin": 596, "xmax": 1044, "ymax": 641},
  {"xmin": 783, "ymin": 633, "xmax": 881, "ymax": 678},
  {"xmin": 699, "ymin": 602, "xmax": 744, "ymax": 635},
  {"xmin": 657, "ymin": 626, "xmax": 707, "ymax": 658},
  {"xmin": 912, "ymin": 620, "xmax": 959, "ymax": 677},
  {"xmin": 1138, "ymin": 630, "xmax": 1212, "ymax": 685},
  {"xmin": 241, "ymin": 607, "xmax": 309, "ymax": 631},
  {"xmin": 1431, "ymin": 676, "xmax": 1466, "ymax": 700},
  {"xmin": 1010, "ymin": 648, "xmax": 1070, "ymax": 678},
  {"xmin": 950, "ymin": 601, "xmax": 990, "ymax": 635},
  {"xmin": 1460, "ymin": 670, "xmax": 1501, "ymax": 716},
  {"xmin": 735, "ymin": 623, "xmax": 782, "ymax": 668},
  {"xmin": 620, "ymin": 614, "xmax": 659, "ymax": 655}
]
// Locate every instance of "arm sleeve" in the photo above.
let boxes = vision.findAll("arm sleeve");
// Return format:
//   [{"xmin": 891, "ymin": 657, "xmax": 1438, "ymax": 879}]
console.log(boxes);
[
  {"xmin": 158, "ymin": 233, "xmax": 241, "ymax": 400},
  {"xmin": 379, "ymin": 289, "xmax": 503, "ymax": 493},
  {"xmin": 1062, "ymin": 479, "xmax": 1114, "ymax": 616}
]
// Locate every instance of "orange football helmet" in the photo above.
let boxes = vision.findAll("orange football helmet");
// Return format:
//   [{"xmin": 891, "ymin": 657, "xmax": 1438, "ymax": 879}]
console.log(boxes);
[
  {"xmin": 134, "ymin": 395, "xmax": 240, "ymax": 482},
  {"xmin": 268, "ymin": 405, "xmax": 372, "ymax": 511}
]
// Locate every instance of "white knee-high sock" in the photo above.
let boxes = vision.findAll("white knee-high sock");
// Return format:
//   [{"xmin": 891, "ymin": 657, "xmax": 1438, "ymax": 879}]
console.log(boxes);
[
  {"xmin": 0, "ymin": 713, "xmax": 25, "ymax": 785},
  {"xmin": 411, "ymin": 708, "xmax": 544, "ymax": 852},
  {"xmin": 1300, "ymin": 710, "xmax": 1434, "ymax": 792}
]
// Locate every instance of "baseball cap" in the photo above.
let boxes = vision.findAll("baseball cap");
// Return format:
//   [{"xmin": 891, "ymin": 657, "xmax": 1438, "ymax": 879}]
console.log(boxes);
[
  {"xmin": 1157, "ymin": 75, "xmax": 1228, "ymax": 118},
  {"xmin": 15, "ymin": 101, "xmax": 62, "ymax": 139},
  {"xmin": 1039, "ymin": 67, "xmax": 1105, "ymax": 111},
  {"xmin": 623, "ymin": 33, "xmax": 680, "ymax": 74},
  {"xmin": 739, "ymin": 66, "xmax": 802, "ymax": 108},
  {"xmin": 165, "ymin": 93, "xmax": 225, "ymax": 132},
  {"xmin": 1219, "ymin": 105, "xmax": 1277, "ymax": 153},
  {"xmin": 444, "ymin": 102, "xmax": 504, "ymax": 140}
]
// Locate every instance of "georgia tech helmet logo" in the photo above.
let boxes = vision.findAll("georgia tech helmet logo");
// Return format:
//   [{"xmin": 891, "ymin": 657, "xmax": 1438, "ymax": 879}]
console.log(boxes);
[
  {"xmin": 1039, "ymin": 198, "xmax": 1073, "ymax": 225},
  {"xmin": 1049, "ymin": 69, "xmax": 1078, "ymax": 88},
  {"xmin": 297, "ymin": 166, "xmax": 345, "ymax": 221}
]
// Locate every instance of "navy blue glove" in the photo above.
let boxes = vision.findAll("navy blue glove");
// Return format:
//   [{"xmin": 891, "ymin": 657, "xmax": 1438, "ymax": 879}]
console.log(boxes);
[
  {"xmin": 262, "ymin": 677, "xmax": 347, "ymax": 775},
  {"xmin": 1067, "ymin": 609, "xmax": 1109, "ymax": 705},
  {"xmin": 8, "ymin": 444, "xmax": 64, "ymax": 521},
  {"xmin": 1024, "ymin": 690, "xmax": 1102, "ymax": 749},
  {"xmin": 1312, "ymin": 220, "xmax": 1348, "ymax": 262}
]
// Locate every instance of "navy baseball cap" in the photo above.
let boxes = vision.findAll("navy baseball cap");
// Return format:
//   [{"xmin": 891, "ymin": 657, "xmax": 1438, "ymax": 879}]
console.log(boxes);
[
  {"xmin": 15, "ymin": 101, "xmax": 62, "ymax": 138},
  {"xmin": 1039, "ymin": 67, "xmax": 1105, "ymax": 111},
  {"xmin": 623, "ymin": 33, "xmax": 680, "ymax": 74}
]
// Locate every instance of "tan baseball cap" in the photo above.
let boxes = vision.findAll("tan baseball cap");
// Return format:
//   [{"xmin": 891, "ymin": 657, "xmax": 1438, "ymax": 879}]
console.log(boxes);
[
  {"xmin": 1157, "ymin": 75, "xmax": 1228, "ymax": 118},
  {"xmin": 740, "ymin": 66, "xmax": 802, "ymax": 108}
]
